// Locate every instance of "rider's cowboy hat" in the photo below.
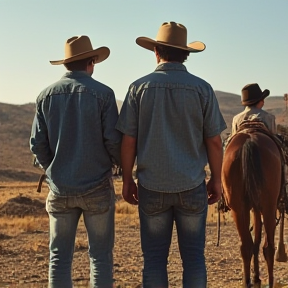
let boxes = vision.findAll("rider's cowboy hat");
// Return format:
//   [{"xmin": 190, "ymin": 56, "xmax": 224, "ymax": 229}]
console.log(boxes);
[
  {"xmin": 241, "ymin": 83, "xmax": 270, "ymax": 106},
  {"xmin": 136, "ymin": 21, "xmax": 206, "ymax": 52},
  {"xmin": 50, "ymin": 35, "xmax": 110, "ymax": 65}
]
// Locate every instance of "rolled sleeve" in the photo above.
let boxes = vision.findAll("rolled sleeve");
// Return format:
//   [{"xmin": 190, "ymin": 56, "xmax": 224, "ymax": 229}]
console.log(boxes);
[
  {"xmin": 202, "ymin": 88, "xmax": 227, "ymax": 137},
  {"xmin": 116, "ymin": 86, "xmax": 138, "ymax": 138}
]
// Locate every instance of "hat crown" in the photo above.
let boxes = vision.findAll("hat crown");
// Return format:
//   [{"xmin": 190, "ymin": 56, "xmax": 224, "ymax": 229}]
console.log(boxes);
[
  {"xmin": 65, "ymin": 35, "xmax": 93, "ymax": 59},
  {"xmin": 241, "ymin": 83, "xmax": 270, "ymax": 106},
  {"xmin": 50, "ymin": 35, "xmax": 110, "ymax": 65},
  {"xmin": 135, "ymin": 21, "xmax": 205, "ymax": 53},
  {"xmin": 155, "ymin": 22, "xmax": 187, "ymax": 47}
]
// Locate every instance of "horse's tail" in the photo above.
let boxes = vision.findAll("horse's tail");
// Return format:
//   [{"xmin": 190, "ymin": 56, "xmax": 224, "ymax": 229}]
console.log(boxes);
[{"xmin": 240, "ymin": 136, "xmax": 264, "ymax": 211}]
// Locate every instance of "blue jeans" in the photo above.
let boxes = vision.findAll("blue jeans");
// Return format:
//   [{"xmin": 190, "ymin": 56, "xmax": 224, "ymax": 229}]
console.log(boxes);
[
  {"xmin": 138, "ymin": 181, "xmax": 208, "ymax": 288},
  {"xmin": 46, "ymin": 178, "xmax": 115, "ymax": 288}
]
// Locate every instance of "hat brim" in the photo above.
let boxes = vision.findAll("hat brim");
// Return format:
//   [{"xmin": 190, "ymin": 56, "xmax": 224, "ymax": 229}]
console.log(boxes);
[
  {"xmin": 136, "ymin": 37, "xmax": 206, "ymax": 52},
  {"xmin": 50, "ymin": 47, "xmax": 110, "ymax": 65},
  {"xmin": 241, "ymin": 89, "xmax": 270, "ymax": 106}
]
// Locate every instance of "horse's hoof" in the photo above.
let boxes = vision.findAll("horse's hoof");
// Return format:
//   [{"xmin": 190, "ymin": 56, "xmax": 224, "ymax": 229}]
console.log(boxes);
[
  {"xmin": 275, "ymin": 244, "xmax": 288, "ymax": 262},
  {"xmin": 275, "ymin": 252, "xmax": 288, "ymax": 262},
  {"xmin": 242, "ymin": 279, "xmax": 253, "ymax": 288}
]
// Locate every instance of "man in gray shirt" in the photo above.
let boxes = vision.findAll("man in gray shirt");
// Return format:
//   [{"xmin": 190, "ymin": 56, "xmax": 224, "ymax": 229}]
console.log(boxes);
[
  {"xmin": 232, "ymin": 83, "xmax": 276, "ymax": 135},
  {"xmin": 116, "ymin": 22, "xmax": 226, "ymax": 288}
]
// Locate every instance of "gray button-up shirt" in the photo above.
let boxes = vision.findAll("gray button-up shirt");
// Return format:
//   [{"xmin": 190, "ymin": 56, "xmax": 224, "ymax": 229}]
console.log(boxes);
[
  {"xmin": 30, "ymin": 71, "xmax": 122, "ymax": 195},
  {"xmin": 231, "ymin": 106, "xmax": 276, "ymax": 135},
  {"xmin": 116, "ymin": 63, "xmax": 226, "ymax": 192}
]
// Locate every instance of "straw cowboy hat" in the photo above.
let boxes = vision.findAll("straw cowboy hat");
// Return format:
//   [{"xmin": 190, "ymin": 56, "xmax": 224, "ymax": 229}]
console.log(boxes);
[
  {"xmin": 50, "ymin": 35, "xmax": 110, "ymax": 65},
  {"xmin": 241, "ymin": 83, "xmax": 270, "ymax": 106},
  {"xmin": 136, "ymin": 21, "xmax": 206, "ymax": 52}
]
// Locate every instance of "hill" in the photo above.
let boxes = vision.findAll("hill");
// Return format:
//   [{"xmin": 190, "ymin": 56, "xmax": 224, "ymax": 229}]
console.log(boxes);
[
  {"xmin": 215, "ymin": 91, "xmax": 288, "ymax": 134},
  {"xmin": 0, "ymin": 102, "xmax": 40, "ymax": 182},
  {"xmin": 1, "ymin": 93, "xmax": 288, "ymax": 182}
]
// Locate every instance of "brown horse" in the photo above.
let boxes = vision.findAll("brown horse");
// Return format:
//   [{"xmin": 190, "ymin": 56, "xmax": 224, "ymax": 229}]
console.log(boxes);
[{"xmin": 222, "ymin": 130, "xmax": 286, "ymax": 288}]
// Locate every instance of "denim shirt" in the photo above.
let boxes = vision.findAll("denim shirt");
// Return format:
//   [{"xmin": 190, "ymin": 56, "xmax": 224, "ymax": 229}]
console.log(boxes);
[
  {"xmin": 116, "ymin": 63, "xmax": 226, "ymax": 192},
  {"xmin": 30, "ymin": 71, "xmax": 122, "ymax": 195}
]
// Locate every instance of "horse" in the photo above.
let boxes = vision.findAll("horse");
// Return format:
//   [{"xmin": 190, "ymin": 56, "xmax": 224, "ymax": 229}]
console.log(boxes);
[{"xmin": 221, "ymin": 129, "xmax": 287, "ymax": 288}]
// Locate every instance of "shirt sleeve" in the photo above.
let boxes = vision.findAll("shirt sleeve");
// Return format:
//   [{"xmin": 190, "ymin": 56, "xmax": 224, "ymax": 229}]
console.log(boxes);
[
  {"xmin": 269, "ymin": 114, "xmax": 277, "ymax": 134},
  {"xmin": 115, "ymin": 85, "xmax": 138, "ymax": 138},
  {"xmin": 202, "ymin": 87, "xmax": 227, "ymax": 138},
  {"xmin": 101, "ymin": 92, "xmax": 122, "ymax": 166},
  {"xmin": 29, "ymin": 102, "xmax": 53, "ymax": 170},
  {"xmin": 231, "ymin": 116, "xmax": 237, "ymax": 135}
]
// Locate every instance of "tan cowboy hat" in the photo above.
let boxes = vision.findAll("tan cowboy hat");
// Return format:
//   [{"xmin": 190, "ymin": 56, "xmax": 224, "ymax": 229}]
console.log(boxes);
[
  {"xmin": 50, "ymin": 35, "xmax": 110, "ymax": 65},
  {"xmin": 136, "ymin": 22, "xmax": 206, "ymax": 52},
  {"xmin": 241, "ymin": 83, "xmax": 270, "ymax": 106}
]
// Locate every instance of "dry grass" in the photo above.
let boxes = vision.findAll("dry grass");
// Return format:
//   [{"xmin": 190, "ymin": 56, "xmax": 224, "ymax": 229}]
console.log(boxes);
[
  {"xmin": 116, "ymin": 201, "xmax": 138, "ymax": 215},
  {"xmin": 0, "ymin": 215, "xmax": 48, "ymax": 236},
  {"xmin": 0, "ymin": 182, "xmax": 47, "ymax": 204},
  {"xmin": 75, "ymin": 236, "xmax": 88, "ymax": 251},
  {"xmin": 30, "ymin": 238, "xmax": 49, "ymax": 252},
  {"xmin": 0, "ymin": 180, "xmax": 233, "ymax": 241},
  {"xmin": 1, "ymin": 182, "xmax": 287, "ymax": 287}
]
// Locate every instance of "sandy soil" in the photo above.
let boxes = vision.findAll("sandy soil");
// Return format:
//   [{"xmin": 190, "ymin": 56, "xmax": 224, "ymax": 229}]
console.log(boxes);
[{"xmin": 0, "ymin": 180, "xmax": 288, "ymax": 288}]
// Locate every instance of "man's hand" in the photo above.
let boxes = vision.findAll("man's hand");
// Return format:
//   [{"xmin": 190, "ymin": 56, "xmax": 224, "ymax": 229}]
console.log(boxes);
[
  {"xmin": 204, "ymin": 135, "xmax": 223, "ymax": 205},
  {"xmin": 122, "ymin": 180, "xmax": 138, "ymax": 205},
  {"xmin": 120, "ymin": 134, "xmax": 138, "ymax": 205},
  {"xmin": 206, "ymin": 178, "xmax": 222, "ymax": 205}
]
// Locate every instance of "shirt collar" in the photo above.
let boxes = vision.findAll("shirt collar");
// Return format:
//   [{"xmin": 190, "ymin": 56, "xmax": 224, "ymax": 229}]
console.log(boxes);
[
  {"xmin": 155, "ymin": 62, "xmax": 187, "ymax": 72},
  {"xmin": 244, "ymin": 106, "xmax": 259, "ymax": 112},
  {"xmin": 62, "ymin": 70, "xmax": 91, "ymax": 79}
]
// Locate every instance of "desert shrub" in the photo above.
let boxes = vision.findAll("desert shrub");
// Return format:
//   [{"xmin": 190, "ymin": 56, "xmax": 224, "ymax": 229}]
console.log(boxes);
[
  {"xmin": 75, "ymin": 237, "xmax": 88, "ymax": 251},
  {"xmin": 115, "ymin": 201, "xmax": 138, "ymax": 215}
]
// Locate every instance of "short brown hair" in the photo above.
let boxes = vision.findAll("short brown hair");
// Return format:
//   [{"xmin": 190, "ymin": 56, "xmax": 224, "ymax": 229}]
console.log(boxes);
[
  {"xmin": 64, "ymin": 57, "xmax": 94, "ymax": 71},
  {"xmin": 155, "ymin": 45, "xmax": 190, "ymax": 63},
  {"xmin": 247, "ymin": 99, "xmax": 264, "ymax": 107}
]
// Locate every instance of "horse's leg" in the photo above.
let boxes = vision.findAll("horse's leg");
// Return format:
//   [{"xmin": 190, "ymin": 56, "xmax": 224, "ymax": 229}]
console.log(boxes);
[
  {"xmin": 252, "ymin": 210, "xmax": 262, "ymax": 287},
  {"xmin": 231, "ymin": 209, "xmax": 253, "ymax": 288},
  {"xmin": 275, "ymin": 208, "xmax": 288, "ymax": 262},
  {"xmin": 262, "ymin": 210, "xmax": 276, "ymax": 288}
]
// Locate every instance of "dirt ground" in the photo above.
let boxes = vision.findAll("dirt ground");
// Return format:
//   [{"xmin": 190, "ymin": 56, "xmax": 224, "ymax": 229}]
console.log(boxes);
[{"xmin": 0, "ymin": 180, "xmax": 288, "ymax": 288}]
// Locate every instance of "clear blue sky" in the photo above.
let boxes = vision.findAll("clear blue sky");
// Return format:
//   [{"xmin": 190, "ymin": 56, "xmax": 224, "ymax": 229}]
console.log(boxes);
[{"xmin": 1, "ymin": 0, "xmax": 287, "ymax": 104}]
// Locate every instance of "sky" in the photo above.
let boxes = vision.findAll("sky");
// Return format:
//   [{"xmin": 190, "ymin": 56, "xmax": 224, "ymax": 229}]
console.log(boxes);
[{"xmin": 0, "ymin": 0, "xmax": 287, "ymax": 105}]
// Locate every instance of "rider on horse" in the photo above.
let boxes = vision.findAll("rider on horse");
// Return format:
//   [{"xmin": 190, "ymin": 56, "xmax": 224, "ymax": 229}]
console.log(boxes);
[
  {"xmin": 231, "ymin": 83, "xmax": 276, "ymax": 135},
  {"xmin": 229, "ymin": 83, "xmax": 288, "ymax": 213}
]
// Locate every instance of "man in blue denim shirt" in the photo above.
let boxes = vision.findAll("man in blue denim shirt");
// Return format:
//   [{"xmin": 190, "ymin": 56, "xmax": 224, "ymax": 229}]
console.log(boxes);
[
  {"xmin": 116, "ymin": 22, "xmax": 226, "ymax": 288},
  {"xmin": 30, "ymin": 35, "xmax": 121, "ymax": 288}
]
